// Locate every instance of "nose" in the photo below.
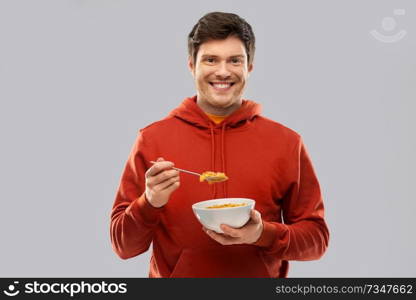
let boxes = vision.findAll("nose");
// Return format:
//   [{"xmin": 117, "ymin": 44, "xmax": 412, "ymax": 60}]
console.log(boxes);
[{"xmin": 214, "ymin": 61, "xmax": 231, "ymax": 79}]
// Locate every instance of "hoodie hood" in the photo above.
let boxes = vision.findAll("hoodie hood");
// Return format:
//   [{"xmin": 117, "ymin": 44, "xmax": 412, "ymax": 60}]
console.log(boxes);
[
  {"xmin": 169, "ymin": 96, "xmax": 262, "ymax": 129},
  {"xmin": 168, "ymin": 96, "xmax": 262, "ymax": 198}
]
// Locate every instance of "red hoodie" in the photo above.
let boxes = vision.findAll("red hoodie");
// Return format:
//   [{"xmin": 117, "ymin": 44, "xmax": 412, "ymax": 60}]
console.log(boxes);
[{"xmin": 110, "ymin": 96, "xmax": 329, "ymax": 277}]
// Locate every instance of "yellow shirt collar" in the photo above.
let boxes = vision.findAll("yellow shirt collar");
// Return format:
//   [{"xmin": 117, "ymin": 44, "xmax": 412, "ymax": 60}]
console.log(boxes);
[{"xmin": 204, "ymin": 112, "xmax": 227, "ymax": 124}]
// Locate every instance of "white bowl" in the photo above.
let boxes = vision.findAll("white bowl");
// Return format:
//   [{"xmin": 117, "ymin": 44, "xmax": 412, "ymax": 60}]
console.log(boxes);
[{"xmin": 192, "ymin": 198, "xmax": 255, "ymax": 233}]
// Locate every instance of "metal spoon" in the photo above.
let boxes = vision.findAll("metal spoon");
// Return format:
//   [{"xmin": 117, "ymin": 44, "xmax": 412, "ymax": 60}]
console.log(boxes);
[{"xmin": 149, "ymin": 161, "xmax": 228, "ymax": 183}]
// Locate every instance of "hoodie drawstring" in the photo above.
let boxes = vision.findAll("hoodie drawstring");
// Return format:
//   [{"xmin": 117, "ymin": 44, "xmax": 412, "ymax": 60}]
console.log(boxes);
[
  {"xmin": 209, "ymin": 122, "xmax": 227, "ymax": 199},
  {"xmin": 221, "ymin": 123, "xmax": 227, "ymax": 198},
  {"xmin": 209, "ymin": 124, "xmax": 217, "ymax": 198}
]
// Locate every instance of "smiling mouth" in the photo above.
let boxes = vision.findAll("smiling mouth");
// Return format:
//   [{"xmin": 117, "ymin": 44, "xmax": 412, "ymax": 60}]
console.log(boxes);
[{"xmin": 209, "ymin": 82, "xmax": 235, "ymax": 91}]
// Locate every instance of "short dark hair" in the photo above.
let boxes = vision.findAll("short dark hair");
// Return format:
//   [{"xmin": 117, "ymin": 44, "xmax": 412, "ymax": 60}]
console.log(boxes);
[{"xmin": 188, "ymin": 12, "xmax": 255, "ymax": 65}]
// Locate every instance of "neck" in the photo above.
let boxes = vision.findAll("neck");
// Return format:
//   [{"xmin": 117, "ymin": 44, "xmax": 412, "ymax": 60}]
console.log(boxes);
[{"xmin": 196, "ymin": 97, "xmax": 242, "ymax": 116}]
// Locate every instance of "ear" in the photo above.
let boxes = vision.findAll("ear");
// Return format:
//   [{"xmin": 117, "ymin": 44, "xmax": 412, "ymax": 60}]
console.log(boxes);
[
  {"xmin": 188, "ymin": 56, "xmax": 195, "ymax": 76},
  {"xmin": 248, "ymin": 63, "xmax": 254, "ymax": 74}
]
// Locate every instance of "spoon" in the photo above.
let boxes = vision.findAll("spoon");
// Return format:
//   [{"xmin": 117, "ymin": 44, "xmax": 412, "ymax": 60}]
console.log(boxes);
[{"xmin": 149, "ymin": 161, "xmax": 228, "ymax": 183}]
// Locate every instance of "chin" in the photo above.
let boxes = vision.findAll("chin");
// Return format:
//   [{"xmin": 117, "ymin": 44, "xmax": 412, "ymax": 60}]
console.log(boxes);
[{"xmin": 209, "ymin": 98, "xmax": 234, "ymax": 108}]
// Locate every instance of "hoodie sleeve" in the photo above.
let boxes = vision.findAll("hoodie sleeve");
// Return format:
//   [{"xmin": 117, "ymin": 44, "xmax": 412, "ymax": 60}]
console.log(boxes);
[
  {"xmin": 110, "ymin": 130, "xmax": 164, "ymax": 259},
  {"xmin": 254, "ymin": 138, "xmax": 329, "ymax": 261}
]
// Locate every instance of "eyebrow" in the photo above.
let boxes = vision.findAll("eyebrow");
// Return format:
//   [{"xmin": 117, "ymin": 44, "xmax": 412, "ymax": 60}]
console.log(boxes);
[{"xmin": 201, "ymin": 54, "xmax": 245, "ymax": 59}]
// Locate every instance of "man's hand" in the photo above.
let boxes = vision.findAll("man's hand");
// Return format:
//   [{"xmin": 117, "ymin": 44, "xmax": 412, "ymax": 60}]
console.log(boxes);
[
  {"xmin": 145, "ymin": 157, "xmax": 180, "ymax": 208},
  {"xmin": 203, "ymin": 209, "xmax": 263, "ymax": 245}
]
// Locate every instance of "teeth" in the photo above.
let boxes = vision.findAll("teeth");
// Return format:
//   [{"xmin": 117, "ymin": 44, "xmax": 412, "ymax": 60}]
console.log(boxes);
[{"xmin": 212, "ymin": 83, "xmax": 232, "ymax": 88}]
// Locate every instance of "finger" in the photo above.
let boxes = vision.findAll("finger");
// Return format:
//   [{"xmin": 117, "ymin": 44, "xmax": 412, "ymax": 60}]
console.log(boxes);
[
  {"xmin": 220, "ymin": 224, "xmax": 243, "ymax": 238},
  {"xmin": 155, "ymin": 175, "xmax": 180, "ymax": 191},
  {"xmin": 151, "ymin": 169, "xmax": 179, "ymax": 186},
  {"xmin": 250, "ymin": 209, "xmax": 262, "ymax": 224},
  {"xmin": 146, "ymin": 161, "xmax": 175, "ymax": 177},
  {"xmin": 157, "ymin": 157, "xmax": 165, "ymax": 162},
  {"xmin": 162, "ymin": 180, "xmax": 180, "ymax": 193},
  {"xmin": 204, "ymin": 229, "xmax": 229, "ymax": 245},
  {"xmin": 205, "ymin": 229, "xmax": 237, "ymax": 245}
]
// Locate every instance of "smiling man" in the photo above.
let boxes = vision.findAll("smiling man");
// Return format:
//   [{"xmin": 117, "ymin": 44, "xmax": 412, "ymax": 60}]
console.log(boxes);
[
  {"xmin": 190, "ymin": 35, "xmax": 253, "ymax": 116},
  {"xmin": 110, "ymin": 12, "xmax": 329, "ymax": 278}
]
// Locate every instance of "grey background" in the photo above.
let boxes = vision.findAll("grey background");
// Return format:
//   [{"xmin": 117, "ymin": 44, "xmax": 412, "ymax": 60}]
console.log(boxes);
[{"xmin": 0, "ymin": 0, "xmax": 415, "ymax": 277}]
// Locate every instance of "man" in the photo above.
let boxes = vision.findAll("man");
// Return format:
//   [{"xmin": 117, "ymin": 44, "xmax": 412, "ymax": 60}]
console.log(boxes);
[{"xmin": 110, "ymin": 11, "xmax": 329, "ymax": 278}]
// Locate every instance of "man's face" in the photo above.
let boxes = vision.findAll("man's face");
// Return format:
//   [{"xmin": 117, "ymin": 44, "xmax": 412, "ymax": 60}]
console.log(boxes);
[{"xmin": 188, "ymin": 36, "xmax": 253, "ymax": 115}]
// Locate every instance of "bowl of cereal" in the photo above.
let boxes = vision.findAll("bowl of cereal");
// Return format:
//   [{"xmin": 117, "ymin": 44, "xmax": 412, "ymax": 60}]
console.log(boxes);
[{"xmin": 192, "ymin": 198, "xmax": 255, "ymax": 233}]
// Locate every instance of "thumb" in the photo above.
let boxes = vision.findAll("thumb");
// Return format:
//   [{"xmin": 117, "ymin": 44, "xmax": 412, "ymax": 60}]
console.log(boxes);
[
  {"xmin": 251, "ymin": 209, "xmax": 261, "ymax": 224},
  {"xmin": 157, "ymin": 157, "xmax": 165, "ymax": 162}
]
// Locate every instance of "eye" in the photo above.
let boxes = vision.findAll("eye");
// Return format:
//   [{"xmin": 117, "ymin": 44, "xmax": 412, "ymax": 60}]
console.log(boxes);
[
  {"xmin": 231, "ymin": 57, "xmax": 243, "ymax": 64},
  {"xmin": 204, "ymin": 57, "xmax": 216, "ymax": 64}
]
